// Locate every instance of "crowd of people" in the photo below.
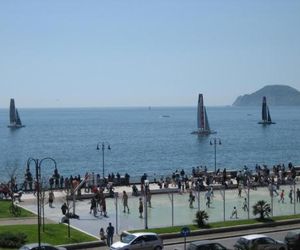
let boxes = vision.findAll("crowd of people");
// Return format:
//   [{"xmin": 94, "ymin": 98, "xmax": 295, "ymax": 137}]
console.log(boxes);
[{"xmin": 20, "ymin": 167, "xmax": 131, "ymax": 193}]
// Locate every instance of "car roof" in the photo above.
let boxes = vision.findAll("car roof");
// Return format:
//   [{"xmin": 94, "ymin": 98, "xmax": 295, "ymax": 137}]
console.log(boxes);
[
  {"xmin": 241, "ymin": 234, "xmax": 268, "ymax": 240},
  {"xmin": 131, "ymin": 232, "xmax": 158, "ymax": 237}
]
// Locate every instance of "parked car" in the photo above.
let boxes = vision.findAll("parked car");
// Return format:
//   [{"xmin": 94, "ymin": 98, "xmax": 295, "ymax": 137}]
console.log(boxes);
[
  {"xmin": 19, "ymin": 243, "xmax": 67, "ymax": 250},
  {"xmin": 284, "ymin": 229, "xmax": 300, "ymax": 250},
  {"xmin": 188, "ymin": 240, "xmax": 228, "ymax": 250},
  {"xmin": 234, "ymin": 234, "xmax": 287, "ymax": 250},
  {"xmin": 110, "ymin": 232, "xmax": 163, "ymax": 250}
]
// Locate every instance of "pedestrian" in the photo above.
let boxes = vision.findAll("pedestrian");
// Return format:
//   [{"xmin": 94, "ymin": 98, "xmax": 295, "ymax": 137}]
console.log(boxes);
[
  {"xmin": 273, "ymin": 183, "xmax": 279, "ymax": 196},
  {"xmin": 242, "ymin": 198, "xmax": 248, "ymax": 212},
  {"xmin": 209, "ymin": 186, "xmax": 214, "ymax": 198},
  {"xmin": 146, "ymin": 190, "xmax": 152, "ymax": 208},
  {"xmin": 230, "ymin": 206, "xmax": 238, "ymax": 219},
  {"xmin": 289, "ymin": 188, "xmax": 293, "ymax": 204},
  {"xmin": 122, "ymin": 190, "xmax": 130, "ymax": 213},
  {"xmin": 101, "ymin": 196, "xmax": 108, "ymax": 217},
  {"xmin": 278, "ymin": 189, "xmax": 285, "ymax": 203},
  {"xmin": 139, "ymin": 197, "xmax": 143, "ymax": 218},
  {"xmin": 99, "ymin": 227, "xmax": 106, "ymax": 242},
  {"xmin": 90, "ymin": 197, "xmax": 97, "ymax": 216},
  {"xmin": 106, "ymin": 222, "xmax": 114, "ymax": 246},
  {"xmin": 238, "ymin": 184, "xmax": 242, "ymax": 197},
  {"xmin": 33, "ymin": 180, "xmax": 39, "ymax": 196},
  {"xmin": 48, "ymin": 190, "xmax": 55, "ymax": 208},
  {"xmin": 205, "ymin": 190, "xmax": 211, "ymax": 208},
  {"xmin": 297, "ymin": 188, "xmax": 300, "ymax": 203},
  {"xmin": 61, "ymin": 202, "xmax": 68, "ymax": 215},
  {"xmin": 189, "ymin": 191, "xmax": 195, "ymax": 208}
]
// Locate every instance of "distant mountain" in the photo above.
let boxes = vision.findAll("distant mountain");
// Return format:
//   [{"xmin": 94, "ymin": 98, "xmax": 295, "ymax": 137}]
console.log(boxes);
[{"xmin": 233, "ymin": 85, "xmax": 300, "ymax": 106}]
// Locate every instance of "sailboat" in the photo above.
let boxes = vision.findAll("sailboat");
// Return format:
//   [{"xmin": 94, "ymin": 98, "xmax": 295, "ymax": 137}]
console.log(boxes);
[
  {"xmin": 7, "ymin": 98, "xmax": 25, "ymax": 128},
  {"xmin": 191, "ymin": 94, "xmax": 216, "ymax": 135},
  {"xmin": 258, "ymin": 96, "xmax": 275, "ymax": 125}
]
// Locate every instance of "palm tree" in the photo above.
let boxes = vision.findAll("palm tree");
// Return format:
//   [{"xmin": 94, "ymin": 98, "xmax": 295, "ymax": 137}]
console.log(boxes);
[
  {"xmin": 253, "ymin": 200, "xmax": 271, "ymax": 220},
  {"xmin": 194, "ymin": 210, "xmax": 209, "ymax": 227}
]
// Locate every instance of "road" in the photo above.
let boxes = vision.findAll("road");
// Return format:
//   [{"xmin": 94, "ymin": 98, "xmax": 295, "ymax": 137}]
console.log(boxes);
[
  {"xmin": 90, "ymin": 223, "xmax": 300, "ymax": 250},
  {"xmin": 163, "ymin": 231, "xmax": 287, "ymax": 250}
]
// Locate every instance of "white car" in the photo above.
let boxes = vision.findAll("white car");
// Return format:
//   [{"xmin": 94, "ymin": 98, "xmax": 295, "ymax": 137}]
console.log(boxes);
[
  {"xmin": 234, "ymin": 234, "xmax": 287, "ymax": 250},
  {"xmin": 110, "ymin": 232, "xmax": 163, "ymax": 250}
]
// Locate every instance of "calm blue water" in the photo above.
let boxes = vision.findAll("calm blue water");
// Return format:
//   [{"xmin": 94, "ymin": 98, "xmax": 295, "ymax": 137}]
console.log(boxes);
[{"xmin": 0, "ymin": 106, "xmax": 299, "ymax": 182}]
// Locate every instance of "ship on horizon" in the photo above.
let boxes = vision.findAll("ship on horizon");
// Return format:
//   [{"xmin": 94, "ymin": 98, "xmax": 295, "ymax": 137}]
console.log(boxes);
[
  {"xmin": 7, "ymin": 98, "xmax": 25, "ymax": 128},
  {"xmin": 191, "ymin": 94, "xmax": 216, "ymax": 135}
]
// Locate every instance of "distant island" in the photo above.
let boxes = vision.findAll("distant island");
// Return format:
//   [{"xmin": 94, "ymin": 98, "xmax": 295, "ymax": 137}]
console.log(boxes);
[{"xmin": 232, "ymin": 85, "xmax": 300, "ymax": 106}]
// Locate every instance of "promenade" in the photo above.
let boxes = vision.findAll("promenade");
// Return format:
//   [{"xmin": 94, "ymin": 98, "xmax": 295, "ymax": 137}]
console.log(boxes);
[{"xmin": 17, "ymin": 180, "xmax": 300, "ymax": 241}]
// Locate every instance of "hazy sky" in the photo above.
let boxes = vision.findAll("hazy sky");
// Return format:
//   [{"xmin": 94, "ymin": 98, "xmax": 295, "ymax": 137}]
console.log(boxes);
[{"xmin": 0, "ymin": 0, "xmax": 299, "ymax": 108}]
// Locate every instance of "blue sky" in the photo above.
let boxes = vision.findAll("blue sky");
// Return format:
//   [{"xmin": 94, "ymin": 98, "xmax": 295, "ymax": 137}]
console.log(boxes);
[{"xmin": 0, "ymin": 0, "xmax": 299, "ymax": 108}]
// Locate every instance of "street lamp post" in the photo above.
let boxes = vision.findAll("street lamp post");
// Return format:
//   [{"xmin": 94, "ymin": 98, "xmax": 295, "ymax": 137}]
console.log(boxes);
[
  {"xmin": 210, "ymin": 138, "xmax": 222, "ymax": 173},
  {"xmin": 144, "ymin": 180, "xmax": 149, "ymax": 229},
  {"xmin": 96, "ymin": 142, "xmax": 111, "ymax": 180},
  {"xmin": 26, "ymin": 157, "xmax": 57, "ymax": 250}
]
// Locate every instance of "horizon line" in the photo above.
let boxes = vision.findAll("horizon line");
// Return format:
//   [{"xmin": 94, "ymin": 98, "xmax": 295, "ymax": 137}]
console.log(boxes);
[{"xmin": 0, "ymin": 104, "xmax": 235, "ymax": 110}]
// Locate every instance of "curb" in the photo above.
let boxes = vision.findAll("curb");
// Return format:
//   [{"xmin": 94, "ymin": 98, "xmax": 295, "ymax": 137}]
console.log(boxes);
[{"xmin": 162, "ymin": 219, "xmax": 299, "ymax": 239}]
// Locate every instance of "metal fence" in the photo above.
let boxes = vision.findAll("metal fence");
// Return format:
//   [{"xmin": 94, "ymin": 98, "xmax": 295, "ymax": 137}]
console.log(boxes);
[{"xmin": 107, "ymin": 180, "xmax": 300, "ymax": 232}]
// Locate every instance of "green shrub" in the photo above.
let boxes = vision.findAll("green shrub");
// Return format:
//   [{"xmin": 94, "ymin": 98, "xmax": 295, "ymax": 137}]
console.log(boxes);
[
  {"xmin": 0, "ymin": 232, "xmax": 27, "ymax": 248},
  {"xmin": 252, "ymin": 200, "xmax": 271, "ymax": 220},
  {"xmin": 194, "ymin": 210, "xmax": 209, "ymax": 228}
]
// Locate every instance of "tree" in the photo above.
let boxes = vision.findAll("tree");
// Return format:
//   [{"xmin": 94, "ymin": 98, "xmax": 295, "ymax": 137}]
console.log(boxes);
[
  {"xmin": 252, "ymin": 200, "xmax": 271, "ymax": 220},
  {"xmin": 194, "ymin": 210, "xmax": 209, "ymax": 227}
]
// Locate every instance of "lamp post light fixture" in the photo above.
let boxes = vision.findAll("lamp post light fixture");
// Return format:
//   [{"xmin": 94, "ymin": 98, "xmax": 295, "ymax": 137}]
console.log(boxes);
[
  {"xmin": 210, "ymin": 138, "xmax": 222, "ymax": 173},
  {"xmin": 26, "ymin": 157, "xmax": 57, "ymax": 250},
  {"xmin": 96, "ymin": 142, "xmax": 111, "ymax": 179}
]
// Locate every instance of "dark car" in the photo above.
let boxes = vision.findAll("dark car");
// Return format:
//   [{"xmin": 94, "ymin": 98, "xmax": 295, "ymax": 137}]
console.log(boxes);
[
  {"xmin": 284, "ymin": 230, "xmax": 300, "ymax": 250},
  {"xmin": 188, "ymin": 240, "xmax": 228, "ymax": 250},
  {"xmin": 19, "ymin": 243, "xmax": 67, "ymax": 250}
]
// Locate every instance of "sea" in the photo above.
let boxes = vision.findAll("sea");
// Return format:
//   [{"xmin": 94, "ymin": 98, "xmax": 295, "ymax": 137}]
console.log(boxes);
[{"xmin": 0, "ymin": 106, "xmax": 299, "ymax": 183}]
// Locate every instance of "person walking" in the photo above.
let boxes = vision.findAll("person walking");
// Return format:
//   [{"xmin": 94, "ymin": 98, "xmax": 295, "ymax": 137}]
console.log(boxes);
[
  {"xmin": 242, "ymin": 198, "xmax": 248, "ymax": 212},
  {"xmin": 146, "ymin": 190, "xmax": 152, "ymax": 208},
  {"xmin": 278, "ymin": 189, "xmax": 285, "ymax": 203},
  {"xmin": 238, "ymin": 184, "xmax": 242, "ymax": 197},
  {"xmin": 101, "ymin": 196, "xmax": 108, "ymax": 217},
  {"xmin": 122, "ymin": 190, "xmax": 130, "ymax": 213},
  {"xmin": 48, "ymin": 190, "xmax": 55, "ymax": 208},
  {"xmin": 139, "ymin": 197, "xmax": 143, "ymax": 218},
  {"xmin": 205, "ymin": 190, "xmax": 211, "ymax": 208},
  {"xmin": 189, "ymin": 191, "xmax": 195, "ymax": 208},
  {"xmin": 297, "ymin": 188, "xmax": 300, "ymax": 203},
  {"xmin": 90, "ymin": 197, "xmax": 97, "ymax": 216},
  {"xmin": 106, "ymin": 222, "xmax": 114, "ymax": 246},
  {"xmin": 61, "ymin": 202, "xmax": 68, "ymax": 215},
  {"xmin": 230, "ymin": 206, "xmax": 238, "ymax": 219},
  {"xmin": 289, "ymin": 188, "xmax": 293, "ymax": 204}
]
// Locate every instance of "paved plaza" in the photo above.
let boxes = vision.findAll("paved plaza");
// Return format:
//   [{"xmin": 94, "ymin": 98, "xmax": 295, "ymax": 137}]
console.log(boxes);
[{"xmin": 17, "ymin": 181, "xmax": 300, "ymax": 240}]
